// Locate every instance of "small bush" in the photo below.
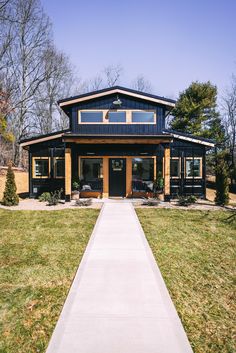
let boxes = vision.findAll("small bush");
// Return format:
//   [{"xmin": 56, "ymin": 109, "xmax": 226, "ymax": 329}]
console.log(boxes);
[
  {"xmin": 215, "ymin": 154, "xmax": 229, "ymax": 206},
  {"xmin": 47, "ymin": 189, "xmax": 63, "ymax": 206},
  {"xmin": 2, "ymin": 163, "xmax": 19, "ymax": 206},
  {"xmin": 75, "ymin": 199, "xmax": 92, "ymax": 207},
  {"xmin": 38, "ymin": 192, "xmax": 51, "ymax": 202},
  {"xmin": 178, "ymin": 195, "xmax": 197, "ymax": 207},
  {"xmin": 142, "ymin": 198, "xmax": 160, "ymax": 206}
]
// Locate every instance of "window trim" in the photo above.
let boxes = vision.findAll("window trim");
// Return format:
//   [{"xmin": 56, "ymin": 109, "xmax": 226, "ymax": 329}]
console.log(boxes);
[
  {"xmin": 54, "ymin": 157, "xmax": 65, "ymax": 179},
  {"xmin": 32, "ymin": 157, "xmax": 50, "ymax": 179},
  {"xmin": 170, "ymin": 157, "xmax": 181, "ymax": 179},
  {"xmin": 78, "ymin": 109, "xmax": 156, "ymax": 125},
  {"xmin": 185, "ymin": 157, "xmax": 202, "ymax": 179}
]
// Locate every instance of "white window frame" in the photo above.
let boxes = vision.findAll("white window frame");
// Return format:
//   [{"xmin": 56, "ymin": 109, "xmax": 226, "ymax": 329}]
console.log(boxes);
[{"xmin": 185, "ymin": 157, "xmax": 202, "ymax": 179}]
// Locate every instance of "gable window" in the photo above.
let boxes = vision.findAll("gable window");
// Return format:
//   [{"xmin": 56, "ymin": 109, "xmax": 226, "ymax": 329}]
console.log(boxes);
[
  {"xmin": 33, "ymin": 157, "xmax": 50, "ymax": 178},
  {"xmin": 131, "ymin": 111, "xmax": 155, "ymax": 123},
  {"xmin": 80, "ymin": 111, "xmax": 103, "ymax": 123},
  {"xmin": 170, "ymin": 158, "xmax": 180, "ymax": 178},
  {"xmin": 185, "ymin": 158, "xmax": 202, "ymax": 178},
  {"xmin": 108, "ymin": 111, "xmax": 126, "ymax": 123},
  {"xmin": 54, "ymin": 158, "xmax": 65, "ymax": 178}
]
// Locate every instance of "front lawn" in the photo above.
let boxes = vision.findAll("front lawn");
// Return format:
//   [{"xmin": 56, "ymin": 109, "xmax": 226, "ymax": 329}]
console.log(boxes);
[
  {"xmin": 136, "ymin": 209, "xmax": 236, "ymax": 353},
  {"xmin": 0, "ymin": 209, "xmax": 99, "ymax": 353}
]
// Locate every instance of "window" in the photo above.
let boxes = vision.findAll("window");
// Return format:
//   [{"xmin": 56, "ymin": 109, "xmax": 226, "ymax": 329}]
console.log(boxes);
[
  {"xmin": 33, "ymin": 158, "xmax": 50, "ymax": 178},
  {"xmin": 54, "ymin": 158, "xmax": 65, "ymax": 178},
  {"xmin": 185, "ymin": 158, "xmax": 202, "ymax": 178},
  {"xmin": 131, "ymin": 111, "xmax": 155, "ymax": 123},
  {"xmin": 80, "ymin": 158, "xmax": 103, "ymax": 191},
  {"xmin": 108, "ymin": 111, "xmax": 126, "ymax": 123},
  {"xmin": 132, "ymin": 158, "xmax": 154, "ymax": 191},
  {"xmin": 78, "ymin": 110, "xmax": 156, "ymax": 124},
  {"xmin": 80, "ymin": 111, "xmax": 103, "ymax": 123},
  {"xmin": 170, "ymin": 158, "xmax": 180, "ymax": 178}
]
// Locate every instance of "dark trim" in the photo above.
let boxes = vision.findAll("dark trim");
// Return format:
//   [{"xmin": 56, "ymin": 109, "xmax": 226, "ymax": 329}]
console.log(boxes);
[{"xmin": 58, "ymin": 86, "xmax": 176, "ymax": 105}]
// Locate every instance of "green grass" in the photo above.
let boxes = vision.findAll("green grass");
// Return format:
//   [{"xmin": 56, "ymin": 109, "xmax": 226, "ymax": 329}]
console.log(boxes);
[
  {"xmin": 136, "ymin": 209, "xmax": 236, "ymax": 353},
  {"xmin": 0, "ymin": 209, "xmax": 99, "ymax": 353}
]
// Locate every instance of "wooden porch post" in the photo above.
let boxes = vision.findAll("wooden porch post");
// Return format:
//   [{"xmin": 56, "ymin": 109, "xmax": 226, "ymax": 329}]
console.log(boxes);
[
  {"xmin": 103, "ymin": 157, "xmax": 109, "ymax": 198},
  {"xmin": 164, "ymin": 145, "xmax": 170, "ymax": 201},
  {"xmin": 126, "ymin": 157, "xmax": 132, "ymax": 197},
  {"xmin": 65, "ymin": 147, "xmax": 71, "ymax": 201}
]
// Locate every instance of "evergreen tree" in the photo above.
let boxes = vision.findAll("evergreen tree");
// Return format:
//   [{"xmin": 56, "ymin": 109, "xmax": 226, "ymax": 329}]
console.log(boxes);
[
  {"xmin": 215, "ymin": 152, "xmax": 229, "ymax": 206},
  {"xmin": 170, "ymin": 81, "xmax": 225, "ymax": 143},
  {"xmin": 2, "ymin": 163, "xmax": 19, "ymax": 206}
]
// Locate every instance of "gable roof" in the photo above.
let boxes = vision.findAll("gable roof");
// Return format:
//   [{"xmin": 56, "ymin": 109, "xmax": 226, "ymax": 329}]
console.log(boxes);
[
  {"xmin": 58, "ymin": 86, "xmax": 176, "ymax": 108},
  {"xmin": 164, "ymin": 129, "xmax": 215, "ymax": 147}
]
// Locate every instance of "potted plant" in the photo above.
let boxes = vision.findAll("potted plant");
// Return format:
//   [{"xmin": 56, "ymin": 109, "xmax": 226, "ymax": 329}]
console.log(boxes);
[{"xmin": 71, "ymin": 178, "xmax": 81, "ymax": 200}]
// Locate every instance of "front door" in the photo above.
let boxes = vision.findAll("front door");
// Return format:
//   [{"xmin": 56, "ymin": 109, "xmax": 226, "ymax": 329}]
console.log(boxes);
[{"xmin": 109, "ymin": 158, "xmax": 126, "ymax": 197}]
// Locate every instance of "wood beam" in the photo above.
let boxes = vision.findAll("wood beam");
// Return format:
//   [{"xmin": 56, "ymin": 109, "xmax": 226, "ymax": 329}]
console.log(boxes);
[
  {"xmin": 126, "ymin": 158, "xmax": 132, "ymax": 197},
  {"xmin": 63, "ymin": 138, "xmax": 172, "ymax": 145},
  {"xmin": 65, "ymin": 148, "xmax": 71, "ymax": 200},
  {"xmin": 103, "ymin": 157, "xmax": 109, "ymax": 198},
  {"xmin": 164, "ymin": 146, "xmax": 170, "ymax": 197}
]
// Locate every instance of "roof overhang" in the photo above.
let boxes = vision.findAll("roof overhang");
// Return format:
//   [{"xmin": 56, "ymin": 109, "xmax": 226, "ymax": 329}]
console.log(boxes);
[
  {"xmin": 20, "ymin": 132, "xmax": 65, "ymax": 148},
  {"xmin": 164, "ymin": 131, "xmax": 215, "ymax": 147},
  {"xmin": 58, "ymin": 87, "xmax": 176, "ymax": 108}
]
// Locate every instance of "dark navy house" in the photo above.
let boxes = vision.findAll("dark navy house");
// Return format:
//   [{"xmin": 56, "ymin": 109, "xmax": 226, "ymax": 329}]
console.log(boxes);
[{"xmin": 20, "ymin": 86, "xmax": 214, "ymax": 201}]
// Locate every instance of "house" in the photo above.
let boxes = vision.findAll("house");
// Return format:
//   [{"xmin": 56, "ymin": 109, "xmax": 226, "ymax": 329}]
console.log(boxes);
[{"xmin": 20, "ymin": 86, "xmax": 214, "ymax": 201}]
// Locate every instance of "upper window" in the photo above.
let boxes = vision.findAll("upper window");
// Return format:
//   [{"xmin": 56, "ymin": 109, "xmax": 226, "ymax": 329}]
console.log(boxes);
[
  {"xmin": 131, "ymin": 111, "xmax": 155, "ymax": 123},
  {"xmin": 33, "ymin": 158, "xmax": 49, "ymax": 178},
  {"xmin": 78, "ymin": 110, "xmax": 156, "ymax": 124},
  {"xmin": 108, "ymin": 111, "xmax": 126, "ymax": 123},
  {"xmin": 170, "ymin": 158, "xmax": 180, "ymax": 178},
  {"xmin": 185, "ymin": 158, "xmax": 202, "ymax": 178},
  {"xmin": 80, "ymin": 111, "xmax": 103, "ymax": 123},
  {"xmin": 54, "ymin": 158, "xmax": 65, "ymax": 178}
]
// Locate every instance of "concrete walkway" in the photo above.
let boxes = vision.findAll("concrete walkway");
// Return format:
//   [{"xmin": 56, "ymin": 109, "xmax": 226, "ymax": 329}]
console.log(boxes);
[{"xmin": 46, "ymin": 203, "xmax": 193, "ymax": 353}]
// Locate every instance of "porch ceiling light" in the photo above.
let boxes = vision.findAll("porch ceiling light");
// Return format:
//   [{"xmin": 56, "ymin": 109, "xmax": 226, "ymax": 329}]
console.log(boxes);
[{"xmin": 112, "ymin": 95, "xmax": 122, "ymax": 106}]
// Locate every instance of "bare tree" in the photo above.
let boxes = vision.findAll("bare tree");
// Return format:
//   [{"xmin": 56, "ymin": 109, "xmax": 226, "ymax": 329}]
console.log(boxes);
[
  {"xmin": 32, "ymin": 44, "xmax": 77, "ymax": 134},
  {"xmin": 103, "ymin": 64, "xmax": 123, "ymax": 87},
  {"xmin": 131, "ymin": 74, "xmax": 152, "ymax": 93},
  {"xmin": 4, "ymin": 0, "xmax": 52, "ymax": 165},
  {"xmin": 222, "ymin": 74, "xmax": 236, "ymax": 181}
]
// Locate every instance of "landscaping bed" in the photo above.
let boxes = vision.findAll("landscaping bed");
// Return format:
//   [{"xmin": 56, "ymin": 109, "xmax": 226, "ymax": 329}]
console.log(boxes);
[
  {"xmin": 0, "ymin": 209, "xmax": 99, "ymax": 353},
  {"xmin": 137, "ymin": 208, "xmax": 236, "ymax": 353}
]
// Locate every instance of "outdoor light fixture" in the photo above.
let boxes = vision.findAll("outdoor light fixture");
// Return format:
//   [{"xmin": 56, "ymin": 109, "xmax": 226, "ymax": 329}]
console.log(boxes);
[{"xmin": 112, "ymin": 95, "xmax": 122, "ymax": 106}]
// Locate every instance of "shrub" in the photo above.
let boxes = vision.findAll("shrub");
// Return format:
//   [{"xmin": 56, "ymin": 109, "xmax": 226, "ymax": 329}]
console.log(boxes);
[
  {"xmin": 178, "ymin": 195, "xmax": 197, "ymax": 207},
  {"xmin": 215, "ymin": 155, "xmax": 229, "ymax": 206},
  {"xmin": 38, "ymin": 192, "xmax": 51, "ymax": 202},
  {"xmin": 75, "ymin": 199, "xmax": 92, "ymax": 207},
  {"xmin": 2, "ymin": 163, "xmax": 19, "ymax": 206},
  {"xmin": 47, "ymin": 189, "xmax": 63, "ymax": 206}
]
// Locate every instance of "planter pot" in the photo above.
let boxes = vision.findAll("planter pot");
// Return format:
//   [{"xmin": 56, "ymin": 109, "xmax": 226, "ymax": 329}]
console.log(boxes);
[{"xmin": 71, "ymin": 190, "xmax": 80, "ymax": 200}]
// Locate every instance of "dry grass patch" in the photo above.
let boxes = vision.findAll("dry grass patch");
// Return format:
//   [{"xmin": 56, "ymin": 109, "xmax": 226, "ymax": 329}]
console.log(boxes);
[
  {"xmin": 0, "ymin": 209, "xmax": 99, "ymax": 353},
  {"xmin": 136, "ymin": 209, "xmax": 236, "ymax": 353}
]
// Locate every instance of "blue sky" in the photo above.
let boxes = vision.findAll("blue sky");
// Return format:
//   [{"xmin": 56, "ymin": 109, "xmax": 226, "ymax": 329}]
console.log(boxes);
[{"xmin": 41, "ymin": 0, "xmax": 236, "ymax": 99}]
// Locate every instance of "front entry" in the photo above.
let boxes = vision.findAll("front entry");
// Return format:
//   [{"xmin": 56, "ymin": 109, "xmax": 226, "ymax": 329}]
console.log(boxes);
[{"xmin": 109, "ymin": 158, "xmax": 126, "ymax": 197}]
